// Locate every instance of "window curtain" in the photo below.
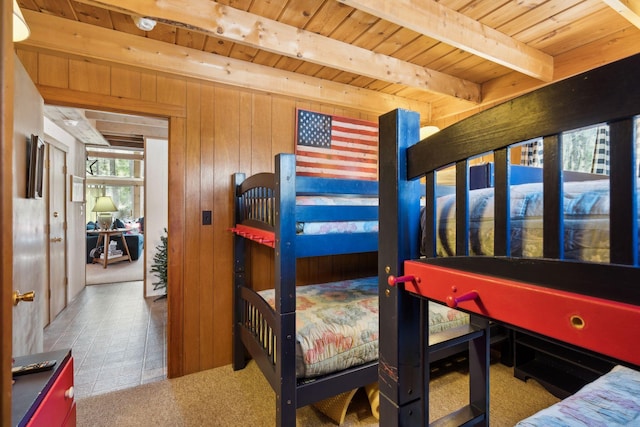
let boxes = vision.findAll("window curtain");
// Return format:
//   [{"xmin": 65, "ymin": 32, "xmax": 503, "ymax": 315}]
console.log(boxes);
[
  {"xmin": 520, "ymin": 138, "xmax": 544, "ymax": 167},
  {"xmin": 590, "ymin": 126, "xmax": 610, "ymax": 175},
  {"xmin": 519, "ymin": 127, "xmax": 610, "ymax": 176}
]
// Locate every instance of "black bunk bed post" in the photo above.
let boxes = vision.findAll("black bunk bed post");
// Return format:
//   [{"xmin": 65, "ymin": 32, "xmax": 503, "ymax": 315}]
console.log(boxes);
[
  {"xmin": 232, "ymin": 172, "xmax": 248, "ymax": 371},
  {"xmin": 378, "ymin": 109, "xmax": 423, "ymax": 426},
  {"xmin": 274, "ymin": 153, "xmax": 298, "ymax": 427},
  {"xmin": 609, "ymin": 118, "xmax": 638, "ymax": 266},
  {"xmin": 542, "ymin": 134, "xmax": 563, "ymax": 259}
]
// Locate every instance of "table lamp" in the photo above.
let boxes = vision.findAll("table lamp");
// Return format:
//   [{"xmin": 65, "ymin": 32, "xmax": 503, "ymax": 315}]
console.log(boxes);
[{"xmin": 93, "ymin": 196, "xmax": 118, "ymax": 230}]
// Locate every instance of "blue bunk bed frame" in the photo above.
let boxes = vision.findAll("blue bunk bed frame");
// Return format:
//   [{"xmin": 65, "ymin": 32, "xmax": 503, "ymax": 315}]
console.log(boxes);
[
  {"xmin": 378, "ymin": 53, "xmax": 640, "ymax": 426},
  {"xmin": 232, "ymin": 153, "xmax": 379, "ymax": 426}
]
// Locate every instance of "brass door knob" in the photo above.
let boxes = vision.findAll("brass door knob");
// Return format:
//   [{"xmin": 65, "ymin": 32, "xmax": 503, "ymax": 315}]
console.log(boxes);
[{"xmin": 13, "ymin": 290, "xmax": 35, "ymax": 306}]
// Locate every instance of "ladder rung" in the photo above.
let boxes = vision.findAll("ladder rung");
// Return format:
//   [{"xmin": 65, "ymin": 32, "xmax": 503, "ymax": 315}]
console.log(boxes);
[
  {"xmin": 429, "ymin": 324, "xmax": 484, "ymax": 353},
  {"xmin": 430, "ymin": 404, "xmax": 485, "ymax": 427}
]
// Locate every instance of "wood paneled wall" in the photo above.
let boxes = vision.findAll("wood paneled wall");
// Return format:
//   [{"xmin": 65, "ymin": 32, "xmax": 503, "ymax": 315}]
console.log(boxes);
[{"xmin": 15, "ymin": 48, "xmax": 378, "ymax": 377}]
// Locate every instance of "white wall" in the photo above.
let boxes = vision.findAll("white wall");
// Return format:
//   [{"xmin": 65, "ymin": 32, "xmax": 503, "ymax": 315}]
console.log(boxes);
[
  {"xmin": 44, "ymin": 117, "xmax": 86, "ymax": 304},
  {"xmin": 145, "ymin": 138, "xmax": 168, "ymax": 297},
  {"xmin": 12, "ymin": 57, "xmax": 45, "ymax": 356}
]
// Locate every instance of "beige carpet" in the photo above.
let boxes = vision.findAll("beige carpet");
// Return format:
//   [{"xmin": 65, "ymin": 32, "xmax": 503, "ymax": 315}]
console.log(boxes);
[
  {"xmin": 77, "ymin": 360, "xmax": 559, "ymax": 426},
  {"xmin": 86, "ymin": 258, "xmax": 144, "ymax": 285}
]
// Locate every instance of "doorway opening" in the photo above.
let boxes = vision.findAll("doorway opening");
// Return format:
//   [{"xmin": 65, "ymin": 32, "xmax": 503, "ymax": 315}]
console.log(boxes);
[
  {"xmin": 85, "ymin": 146, "xmax": 145, "ymax": 285},
  {"xmin": 43, "ymin": 105, "xmax": 169, "ymax": 398}
]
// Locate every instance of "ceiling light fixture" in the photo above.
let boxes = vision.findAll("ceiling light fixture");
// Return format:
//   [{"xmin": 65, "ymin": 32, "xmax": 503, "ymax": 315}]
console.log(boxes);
[
  {"xmin": 133, "ymin": 16, "xmax": 157, "ymax": 32},
  {"xmin": 13, "ymin": 0, "xmax": 30, "ymax": 42},
  {"xmin": 63, "ymin": 119, "xmax": 79, "ymax": 127}
]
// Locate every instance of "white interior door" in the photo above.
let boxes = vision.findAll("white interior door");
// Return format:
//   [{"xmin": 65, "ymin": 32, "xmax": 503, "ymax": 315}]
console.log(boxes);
[{"xmin": 48, "ymin": 144, "xmax": 67, "ymax": 324}]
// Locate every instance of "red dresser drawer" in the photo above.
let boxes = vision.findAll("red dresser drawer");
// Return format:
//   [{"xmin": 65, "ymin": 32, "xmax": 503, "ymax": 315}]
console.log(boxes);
[
  {"xmin": 63, "ymin": 401, "xmax": 77, "ymax": 427},
  {"xmin": 26, "ymin": 357, "xmax": 75, "ymax": 427}
]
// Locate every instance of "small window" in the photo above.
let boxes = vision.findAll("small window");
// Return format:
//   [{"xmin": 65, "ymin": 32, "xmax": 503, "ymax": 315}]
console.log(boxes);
[{"xmin": 563, "ymin": 125, "xmax": 609, "ymax": 175}]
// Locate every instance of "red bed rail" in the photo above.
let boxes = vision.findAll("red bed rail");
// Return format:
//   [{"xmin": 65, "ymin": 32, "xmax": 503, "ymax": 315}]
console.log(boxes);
[
  {"xmin": 229, "ymin": 225, "xmax": 275, "ymax": 248},
  {"xmin": 388, "ymin": 260, "xmax": 640, "ymax": 366}
]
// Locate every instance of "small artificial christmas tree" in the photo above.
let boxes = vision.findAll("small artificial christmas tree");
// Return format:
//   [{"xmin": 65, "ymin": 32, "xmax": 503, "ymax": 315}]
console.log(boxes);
[{"xmin": 150, "ymin": 228, "xmax": 168, "ymax": 299}]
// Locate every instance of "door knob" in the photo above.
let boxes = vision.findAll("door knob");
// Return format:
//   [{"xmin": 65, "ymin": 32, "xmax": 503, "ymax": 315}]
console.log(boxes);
[
  {"xmin": 13, "ymin": 290, "xmax": 35, "ymax": 306},
  {"xmin": 51, "ymin": 237, "xmax": 62, "ymax": 242},
  {"xmin": 53, "ymin": 211, "xmax": 59, "ymax": 218}
]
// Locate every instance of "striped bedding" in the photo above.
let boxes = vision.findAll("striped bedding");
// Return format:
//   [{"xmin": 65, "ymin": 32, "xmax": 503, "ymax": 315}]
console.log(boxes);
[
  {"xmin": 424, "ymin": 179, "xmax": 633, "ymax": 262},
  {"xmin": 258, "ymin": 276, "xmax": 469, "ymax": 379},
  {"xmin": 295, "ymin": 195, "xmax": 378, "ymax": 235}
]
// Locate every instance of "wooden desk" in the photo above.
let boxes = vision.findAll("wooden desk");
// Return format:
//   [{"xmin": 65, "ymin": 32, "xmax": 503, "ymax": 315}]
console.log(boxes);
[{"xmin": 87, "ymin": 229, "xmax": 132, "ymax": 268}]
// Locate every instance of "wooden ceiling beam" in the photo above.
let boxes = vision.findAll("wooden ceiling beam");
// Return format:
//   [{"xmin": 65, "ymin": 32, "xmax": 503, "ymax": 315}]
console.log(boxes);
[
  {"xmin": 68, "ymin": 0, "xmax": 480, "ymax": 103},
  {"xmin": 601, "ymin": 0, "xmax": 640, "ymax": 28},
  {"xmin": 86, "ymin": 150, "xmax": 144, "ymax": 160},
  {"xmin": 106, "ymin": 139, "xmax": 145, "ymax": 150},
  {"xmin": 84, "ymin": 110, "xmax": 168, "ymax": 127},
  {"xmin": 339, "ymin": 0, "xmax": 554, "ymax": 82},
  {"xmin": 430, "ymin": 26, "xmax": 640, "ymax": 124},
  {"xmin": 20, "ymin": 11, "xmax": 433, "ymax": 120},
  {"xmin": 102, "ymin": 135, "xmax": 143, "ymax": 143},
  {"xmin": 95, "ymin": 120, "xmax": 168, "ymax": 139}
]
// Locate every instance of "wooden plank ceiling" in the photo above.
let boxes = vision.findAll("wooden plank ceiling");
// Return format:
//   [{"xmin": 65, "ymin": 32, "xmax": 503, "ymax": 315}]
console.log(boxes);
[{"xmin": 17, "ymin": 0, "xmax": 640, "ymax": 127}]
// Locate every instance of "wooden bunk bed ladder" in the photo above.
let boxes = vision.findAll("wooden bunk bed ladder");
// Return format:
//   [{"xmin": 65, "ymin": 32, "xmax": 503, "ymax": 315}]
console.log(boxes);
[{"xmin": 378, "ymin": 109, "xmax": 491, "ymax": 426}]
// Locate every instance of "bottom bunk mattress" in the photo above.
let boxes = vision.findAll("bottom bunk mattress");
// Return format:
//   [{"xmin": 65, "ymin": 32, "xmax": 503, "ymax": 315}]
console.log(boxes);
[
  {"xmin": 258, "ymin": 277, "xmax": 469, "ymax": 379},
  {"xmin": 516, "ymin": 364, "xmax": 640, "ymax": 426}
]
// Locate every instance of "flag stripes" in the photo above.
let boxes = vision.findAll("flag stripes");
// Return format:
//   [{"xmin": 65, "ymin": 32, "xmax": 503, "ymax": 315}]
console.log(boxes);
[{"xmin": 295, "ymin": 109, "xmax": 379, "ymax": 180}]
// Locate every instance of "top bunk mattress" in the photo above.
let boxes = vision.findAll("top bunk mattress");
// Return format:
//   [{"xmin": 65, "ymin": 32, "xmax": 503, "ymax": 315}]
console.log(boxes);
[
  {"xmin": 295, "ymin": 195, "xmax": 378, "ymax": 235},
  {"xmin": 423, "ymin": 178, "xmax": 637, "ymax": 262}
]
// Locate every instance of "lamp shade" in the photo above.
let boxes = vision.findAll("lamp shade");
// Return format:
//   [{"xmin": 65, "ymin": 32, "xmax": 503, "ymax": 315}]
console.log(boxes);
[
  {"xmin": 13, "ymin": 0, "xmax": 30, "ymax": 42},
  {"xmin": 92, "ymin": 196, "xmax": 118, "ymax": 213},
  {"xmin": 420, "ymin": 125, "xmax": 440, "ymax": 139}
]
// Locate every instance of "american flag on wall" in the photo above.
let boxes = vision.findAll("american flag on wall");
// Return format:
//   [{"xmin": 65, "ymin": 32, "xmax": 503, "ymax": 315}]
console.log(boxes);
[{"xmin": 295, "ymin": 109, "xmax": 378, "ymax": 180}]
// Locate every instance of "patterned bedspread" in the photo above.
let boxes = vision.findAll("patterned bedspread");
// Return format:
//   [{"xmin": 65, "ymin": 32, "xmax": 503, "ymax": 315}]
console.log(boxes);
[
  {"xmin": 425, "ymin": 179, "xmax": 630, "ymax": 262},
  {"xmin": 259, "ymin": 277, "xmax": 378, "ymax": 378},
  {"xmin": 516, "ymin": 365, "xmax": 640, "ymax": 426},
  {"xmin": 258, "ymin": 277, "xmax": 469, "ymax": 378}
]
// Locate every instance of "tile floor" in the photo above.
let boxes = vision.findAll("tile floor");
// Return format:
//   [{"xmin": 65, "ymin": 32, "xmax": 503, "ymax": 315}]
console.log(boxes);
[{"xmin": 43, "ymin": 280, "xmax": 167, "ymax": 398}]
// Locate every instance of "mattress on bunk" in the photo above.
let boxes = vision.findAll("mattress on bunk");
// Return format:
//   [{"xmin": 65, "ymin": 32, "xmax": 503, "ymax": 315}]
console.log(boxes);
[
  {"xmin": 516, "ymin": 364, "xmax": 640, "ymax": 426},
  {"xmin": 259, "ymin": 277, "xmax": 379, "ymax": 378},
  {"xmin": 258, "ymin": 277, "xmax": 469, "ymax": 378},
  {"xmin": 425, "ymin": 179, "xmax": 624, "ymax": 262},
  {"xmin": 295, "ymin": 195, "xmax": 378, "ymax": 235}
]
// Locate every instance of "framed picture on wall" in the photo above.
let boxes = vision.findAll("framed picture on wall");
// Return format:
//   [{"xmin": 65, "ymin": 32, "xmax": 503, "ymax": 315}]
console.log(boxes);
[
  {"xmin": 26, "ymin": 134, "xmax": 45, "ymax": 199},
  {"xmin": 70, "ymin": 175, "xmax": 85, "ymax": 202}
]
